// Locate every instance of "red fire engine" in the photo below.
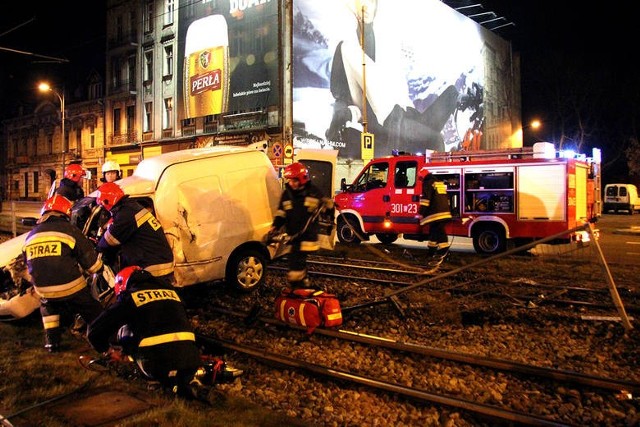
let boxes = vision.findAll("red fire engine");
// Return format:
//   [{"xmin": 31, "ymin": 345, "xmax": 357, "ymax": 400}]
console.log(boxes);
[{"xmin": 334, "ymin": 143, "xmax": 602, "ymax": 254}]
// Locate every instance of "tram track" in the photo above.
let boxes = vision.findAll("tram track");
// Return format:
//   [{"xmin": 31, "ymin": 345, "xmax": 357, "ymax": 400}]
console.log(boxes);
[
  {"xmin": 192, "ymin": 304, "xmax": 639, "ymax": 426},
  {"xmin": 208, "ymin": 307, "xmax": 640, "ymax": 393},
  {"xmin": 197, "ymin": 333, "xmax": 572, "ymax": 427}
]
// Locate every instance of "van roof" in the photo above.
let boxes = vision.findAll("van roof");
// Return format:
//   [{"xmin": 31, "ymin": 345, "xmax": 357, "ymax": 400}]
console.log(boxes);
[
  {"xmin": 88, "ymin": 146, "xmax": 262, "ymax": 198},
  {"xmin": 134, "ymin": 145, "xmax": 261, "ymax": 181}
]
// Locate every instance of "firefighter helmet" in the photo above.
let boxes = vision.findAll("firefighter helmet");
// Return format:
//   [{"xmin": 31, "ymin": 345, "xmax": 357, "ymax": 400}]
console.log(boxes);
[
  {"xmin": 418, "ymin": 166, "xmax": 430, "ymax": 180},
  {"xmin": 64, "ymin": 163, "xmax": 86, "ymax": 182},
  {"xmin": 96, "ymin": 182, "xmax": 125, "ymax": 211},
  {"xmin": 101, "ymin": 160, "xmax": 121, "ymax": 174},
  {"xmin": 41, "ymin": 194, "xmax": 73, "ymax": 217},
  {"xmin": 283, "ymin": 162, "xmax": 310, "ymax": 185},
  {"xmin": 114, "ymin": 265, "xmax": 143, "ymax": 296}
]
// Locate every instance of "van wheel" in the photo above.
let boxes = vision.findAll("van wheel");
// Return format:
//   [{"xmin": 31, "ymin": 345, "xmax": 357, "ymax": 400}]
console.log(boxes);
[
  {"xmin": 472, "ymin": 225, "xmax": 506, "ymax": 255},
  {"xmin": 375, "ymin": 233, "xmax": 398, "ymax": 245},
  {"xmin": 227, "ymin": 249, "xmax": 267, "ymax": 292},
  {"xmin": 337, "ymin": 216, "xmax": 362, "ymax": 244}
]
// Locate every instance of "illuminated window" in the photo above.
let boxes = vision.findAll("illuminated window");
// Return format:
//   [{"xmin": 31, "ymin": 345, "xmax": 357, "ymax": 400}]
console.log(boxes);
[
  {"xmin": 90, "ymin": 125, "xmax": 95, "ymax": 148},
  {"xmin": 163, "ymin": 98, "xmax": 173, "ymax": 130},
  {"xmin": 144, "ymin": 50, "xmax": 153, "ymax": 82},
  {"xmin": 144, "ymin": 102, "xmax": 153, "ymax": 133},
  {"xmin": 163, "ymin": 44, "xmax": 173, "ymax": 77},
  {"xmin": 164, "ymin": 0, "xmax": 174, "ymax": 26},
  {"xmin": 144, "ymin": 1, "xmax": 154, "ymax": 33}
]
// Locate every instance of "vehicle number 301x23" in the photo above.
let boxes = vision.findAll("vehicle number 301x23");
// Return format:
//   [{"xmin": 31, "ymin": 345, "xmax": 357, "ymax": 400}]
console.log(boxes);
[{"xmin": 390, "ymin": 203, "xmax": 418, "ymax": 214}]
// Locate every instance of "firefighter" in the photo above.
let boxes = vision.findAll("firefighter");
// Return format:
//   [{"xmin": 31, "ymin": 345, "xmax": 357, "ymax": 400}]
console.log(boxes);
[
  {"xmin": 100, "ymin": 159, "xmax": 122, "ymax": 183},
  {"xmin": 56, "ymin": 163, "xmax": 86, "ymax": 202},
  {"xmin": 418, "ymin": 167, "xmax": 452, "ymax": 266},
  {"xmin": 95, "ymin": 182, "xmax": 175, "ymax": 285},
  {"xmin": 22, "ymin": 194, "xmax": 104, "ymax": 352},
  {"xmin": 87, "ymin": 266, "xmax": 202, "ymax": 398},
  {"xmin": 268, "ymin": 162, "xmax": 334, "ymax": 289}
]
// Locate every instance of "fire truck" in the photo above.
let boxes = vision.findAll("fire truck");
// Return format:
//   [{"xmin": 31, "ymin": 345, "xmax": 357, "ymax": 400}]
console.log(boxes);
[{"xmin": 333, "ymin": 143, "xmax": 602, "ymax": 254}]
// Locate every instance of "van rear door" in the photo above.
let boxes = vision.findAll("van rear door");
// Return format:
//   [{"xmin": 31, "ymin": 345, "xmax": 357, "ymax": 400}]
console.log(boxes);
[{"xmin": 295, "ymin": 149, "xmax": 338, "ymax": 197}]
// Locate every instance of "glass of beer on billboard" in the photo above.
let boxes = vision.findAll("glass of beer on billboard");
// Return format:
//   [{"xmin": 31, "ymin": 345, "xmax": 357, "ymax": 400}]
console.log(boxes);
[{"xmin": 184, "ymin": 14, "xmax": 229, "ymax": 118}]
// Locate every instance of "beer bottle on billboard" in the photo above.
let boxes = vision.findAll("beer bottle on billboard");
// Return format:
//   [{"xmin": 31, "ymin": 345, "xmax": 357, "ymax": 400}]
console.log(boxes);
[{"xmin": 184, "ymin": 15, "xmax": 229, "ymax": 118}]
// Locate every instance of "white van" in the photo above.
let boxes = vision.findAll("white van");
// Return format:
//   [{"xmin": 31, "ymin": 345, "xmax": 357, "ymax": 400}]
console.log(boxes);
[{"xmin": 604, "ymin": 183, "xmax": 640, "ymax": 214}]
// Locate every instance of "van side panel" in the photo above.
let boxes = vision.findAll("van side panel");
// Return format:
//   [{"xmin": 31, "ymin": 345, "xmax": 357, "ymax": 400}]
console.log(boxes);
[{"xmin": 153, "ymin": 151, "xmax": 280, "ymax": 286}]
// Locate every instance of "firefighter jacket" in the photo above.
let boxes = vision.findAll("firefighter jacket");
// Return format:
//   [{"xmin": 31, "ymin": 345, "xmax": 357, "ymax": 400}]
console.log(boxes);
[
  {"xmin": 22, "ymin": 213, "xmax": 103, "ymax": 299},
  {"xmin": 96, "ymin": 197, "xmax": 174, "ymax": 278},
  {"xmin": 272, "ymin": 181, "xmax": 333, "ymax": 252},
  {"xmin": 55, "ymin": 177, "xmax": 84, "ymax": 202},
  {"xmin": 419, "ymin": 174, "xmax": 452, "ymax": 226},
  {"xmin": 87, "ymin": 269, "xmax": 201, "ymax": 374}
]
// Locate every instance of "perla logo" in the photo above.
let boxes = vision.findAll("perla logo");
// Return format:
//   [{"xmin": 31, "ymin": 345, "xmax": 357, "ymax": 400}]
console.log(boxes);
[
  {"xmin": 199, "ymin": 51, "xmax": 211, "ymax": 68},
  {"xmin": 230, "ymin": 0, "xmax": 270, "ymax": 13}
]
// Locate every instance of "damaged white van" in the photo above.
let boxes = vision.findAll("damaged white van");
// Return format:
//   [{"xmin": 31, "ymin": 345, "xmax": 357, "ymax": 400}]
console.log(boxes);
[
  {"xmin": 101, "ymin": 146, "xmax": 283, "ymax": 291},
  {"xmin": 1, "ymin": 146, "xmax": 338, "ymax": 320}
]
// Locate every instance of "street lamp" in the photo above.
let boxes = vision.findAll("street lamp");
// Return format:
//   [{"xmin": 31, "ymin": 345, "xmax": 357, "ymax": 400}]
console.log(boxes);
[{"xmin": 38, "ymin": 82, "xmax": 66, "ymax": 172}]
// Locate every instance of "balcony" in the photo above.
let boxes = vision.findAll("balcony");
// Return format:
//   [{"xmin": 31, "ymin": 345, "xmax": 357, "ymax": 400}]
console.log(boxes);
[
  {"xmin": 108, "ymin": 130, "xmax": 137, "ymax": 146},
  {"xmin": 15, "ymin": 156, "xmax": 30, "ymax": 165}
]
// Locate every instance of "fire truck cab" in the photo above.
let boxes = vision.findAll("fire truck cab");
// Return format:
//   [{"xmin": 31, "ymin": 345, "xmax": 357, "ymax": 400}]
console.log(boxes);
[{"xmin": 334, "ymin": 143, "xmax": 601, "ymax": 254}]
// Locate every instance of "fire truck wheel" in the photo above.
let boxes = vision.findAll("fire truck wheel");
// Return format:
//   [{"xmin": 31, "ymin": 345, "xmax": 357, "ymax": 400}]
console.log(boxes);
[
  {"xmin": 472, "ymin": 224, "xmax": 506, "ymax": 255},
  {"xmin": 337, "ymin": 216, "xmax": 362, "ymax": 244},
  {"xmin": 375, "ymin": 233, "xmax": 398, "ymax": 245}
]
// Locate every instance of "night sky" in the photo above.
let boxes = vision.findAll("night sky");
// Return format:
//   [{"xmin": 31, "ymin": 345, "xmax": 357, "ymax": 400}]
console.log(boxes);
[{"xmin": 0, "ymin": 1, "xmax": 106, "ymax": 117}]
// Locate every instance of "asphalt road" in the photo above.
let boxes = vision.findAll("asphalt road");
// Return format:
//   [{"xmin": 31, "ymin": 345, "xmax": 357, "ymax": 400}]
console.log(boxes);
[
  {"xmin": 1, "ymin": 201, "xmax": 638, "ymax": 264},
  {"xmin": 370, "ymin": 213, "xmax": 640, "ymax": 265}
]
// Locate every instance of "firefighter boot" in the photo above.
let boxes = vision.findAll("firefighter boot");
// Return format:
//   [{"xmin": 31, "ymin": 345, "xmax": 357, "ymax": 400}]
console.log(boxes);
[
  {"xmin": 429, "ymin": 247, "xmax": 450, "ymax": 268},
  {"xmin": 44, "ymin": 328, "xmax": 62, "ymax": 353}
]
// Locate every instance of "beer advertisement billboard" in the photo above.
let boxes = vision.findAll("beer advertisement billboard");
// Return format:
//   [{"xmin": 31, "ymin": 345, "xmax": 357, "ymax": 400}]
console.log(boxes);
[
  {"xmin": 178, "ymin": 0, "xmax": 280, "ymax": 122},
  {"xmin": 292, "ymin": 0, "xmax": 520, "ymax": 159}
]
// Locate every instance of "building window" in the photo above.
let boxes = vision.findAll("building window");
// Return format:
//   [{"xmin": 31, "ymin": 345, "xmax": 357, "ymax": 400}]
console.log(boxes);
[
  {"xmin": 164, "ymin": 0, "xmax": 174, "ymax": 26},
  {"xmin": 113, "ymin": 108, "xmax": 121, "ymax": 136},
  {"xmin": 128, "ymin": 55, "xmax": 136, "ymax": 89},
  {"xmin": 76, "ymin": 128, "xmax": 82, "ymax": 152},
  {"xmin": 33, "ymin": 172, "xmax": 39, "ymax": 193},
  {"xmin": 127, "ymin": 105, "xmax": 135, "ymax": 135},
  {"xmin": 144, "ymin": 102, "xmax": 153, "ymax": 133},
  {"xmin": 163, "ymin": 44, "xmax": 173, "ymax": 77},
  {"xmin": 163, "ymin": 98, "xmax": 173, "ymax": 130},
  {"xmin": 144, "ymin": 0, "xmax": 154, "ymax": 33},
  {"xmin": 90, "ymin": 125, "xmax": 95, "ymax": 148},
  {"xmin": 144, "ymin": 50, "xmax": 153, "ymax": 82}
]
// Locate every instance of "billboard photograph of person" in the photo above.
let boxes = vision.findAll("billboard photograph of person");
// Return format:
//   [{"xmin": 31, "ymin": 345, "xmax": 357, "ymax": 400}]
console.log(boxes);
[{"xmin": 292, "ymin": 0, "xmax": 489, "ymax": 158}]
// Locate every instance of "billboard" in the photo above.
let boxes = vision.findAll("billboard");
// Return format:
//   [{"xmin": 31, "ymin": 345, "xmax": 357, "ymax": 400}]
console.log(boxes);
[
  {"xmin": 292, "ymin": 0, "xmax": 517, "ymax": 158},
  {"xmin": 178, "ymin": 0, "xmax": 280, "ymax": 123}
]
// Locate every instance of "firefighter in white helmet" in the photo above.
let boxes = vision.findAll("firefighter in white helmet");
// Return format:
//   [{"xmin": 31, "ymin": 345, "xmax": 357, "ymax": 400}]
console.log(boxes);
[{"xmin": 100, "ymin": 160, "xmax": 121, "ymax": 183}]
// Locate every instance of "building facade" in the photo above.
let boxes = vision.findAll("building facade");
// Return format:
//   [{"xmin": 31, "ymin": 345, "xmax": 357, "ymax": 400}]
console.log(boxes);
[
  {"xmin": 1, "ymin": 71, "xmax": 105, "ymax": 201},
  {"xmin": 0, "ymin": 0, "xmax": 521, "ymax": 200}
]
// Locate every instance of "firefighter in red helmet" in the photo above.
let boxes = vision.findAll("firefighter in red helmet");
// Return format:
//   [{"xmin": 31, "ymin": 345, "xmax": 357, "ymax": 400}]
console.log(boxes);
[
  {"xmin": 56, "ymin": 163, "xmax": 86, "ymax": 202},
  {"xmin": 87, "ymin": 266, "xmax": 202, "ymax": 398},
  {"xmin": 22, "ymin": 194, "xmax": 104, "ymax": 352},
  {"xmin": 269, "ymin": 162, "xmax": 334, "ymax": 289},
  {"xmin": 95, "ymin": 182, "xmax": 175, "ymax": 285},
  {"xmin": 418, "ymin": 166, "xmax": 452, "ymax": 267}
]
